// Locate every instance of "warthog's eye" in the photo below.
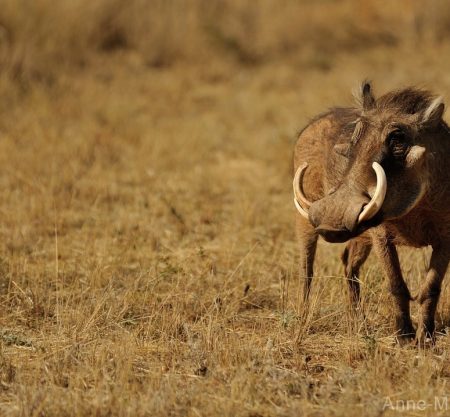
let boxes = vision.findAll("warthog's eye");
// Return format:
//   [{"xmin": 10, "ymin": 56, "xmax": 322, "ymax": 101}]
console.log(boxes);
[{"xmin": 387, "ymin": 129, "xmax": 410, "ymax": 161}]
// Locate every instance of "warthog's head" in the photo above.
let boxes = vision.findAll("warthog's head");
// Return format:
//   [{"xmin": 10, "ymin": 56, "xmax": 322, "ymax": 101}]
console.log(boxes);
[{"xmin": 294, "ymin": 82, "xmax": 444, "ymax": 243}]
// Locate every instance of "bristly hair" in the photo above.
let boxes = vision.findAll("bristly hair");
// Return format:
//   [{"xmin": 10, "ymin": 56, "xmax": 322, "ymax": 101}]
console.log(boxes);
[{"xmin": 376, "ymin": 87, "xmax": 439, "ymax": 115}]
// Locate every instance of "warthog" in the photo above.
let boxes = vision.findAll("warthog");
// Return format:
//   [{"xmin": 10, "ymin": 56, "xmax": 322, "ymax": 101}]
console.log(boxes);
[{"xmin": 293, "ymin": 82, "xmax": 450, "ymax": 344}]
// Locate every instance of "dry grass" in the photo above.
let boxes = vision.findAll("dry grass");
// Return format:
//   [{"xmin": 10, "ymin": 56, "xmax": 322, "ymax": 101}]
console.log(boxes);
[{"xmin": 0, "ymin": 1, "xmax": 450, "ymax": 416}]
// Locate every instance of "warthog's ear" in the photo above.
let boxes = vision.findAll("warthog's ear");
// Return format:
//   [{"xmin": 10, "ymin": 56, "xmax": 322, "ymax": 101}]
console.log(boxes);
[
  {"xmin": 420, "ymin": 96, "xmax": 445, "ymax": 128},
  {"xmin": 354, "ymin": 81, "xmax": 376, "ymax": 111}
]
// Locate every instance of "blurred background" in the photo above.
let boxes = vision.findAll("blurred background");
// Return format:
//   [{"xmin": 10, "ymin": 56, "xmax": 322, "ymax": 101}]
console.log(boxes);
[
  {"xmin": 2, "ymin": 0, "xmax": 450, "ymax": 90},
  {"xmin": 0, "ymin": 0, "xmax": 450, "ymax": 83}
]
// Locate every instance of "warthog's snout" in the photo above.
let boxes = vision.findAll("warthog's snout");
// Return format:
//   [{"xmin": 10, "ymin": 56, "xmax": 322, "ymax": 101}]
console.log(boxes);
[
  {"xmin": 293, "ymin": 162, "xmax": 387, "ymax": 243},
  {"xmin": 308, "ymin": 188, "xmax": 369, "ymax": 243}
]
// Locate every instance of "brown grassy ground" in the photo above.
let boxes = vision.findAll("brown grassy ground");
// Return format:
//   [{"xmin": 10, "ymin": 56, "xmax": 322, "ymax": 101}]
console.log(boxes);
[{"xmin": 0, "ymin": 1, "xmax": 450, "ymax": 416}]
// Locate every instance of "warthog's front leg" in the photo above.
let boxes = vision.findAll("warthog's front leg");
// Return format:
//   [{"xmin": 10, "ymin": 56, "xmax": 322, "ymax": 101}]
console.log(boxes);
[
  {"xmin": 296, "ymin": 216, "xmax": 318, "ymax": 305},
  {"xmin": 416, "ymin": 247, "xmax": 449, "ymax": 345},
  {"xmin": 371, "ymin": 231, "xmax": 415, "ymax": 343},
  {"xmin": 341, "ymin": 239, "xmax": 371, "ymax": 307}
]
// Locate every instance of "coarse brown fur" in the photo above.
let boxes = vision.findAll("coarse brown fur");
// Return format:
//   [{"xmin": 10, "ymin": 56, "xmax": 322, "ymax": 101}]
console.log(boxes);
[{"xmin": 294, "ymin": 82, "xmax": 450, "ymax": 345}]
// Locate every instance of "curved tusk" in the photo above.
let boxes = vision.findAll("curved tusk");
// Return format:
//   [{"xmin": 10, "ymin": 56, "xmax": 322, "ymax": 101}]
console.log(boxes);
[
  {"xmin": 293, "ymin": 163, "xmax": 312, "ymax": 219},
  {"xmin": 293, "ymin": 197, "xmax": 309, "ymax": 219},
  {"xmin": 357, "ymin": 162, "xmax": 387, "ymax": 224}
]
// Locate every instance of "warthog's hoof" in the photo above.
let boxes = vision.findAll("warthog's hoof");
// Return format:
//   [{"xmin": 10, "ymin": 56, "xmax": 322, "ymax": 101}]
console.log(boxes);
[
  {"xmin": 396, "ymin": 332, "xmax": 415, "ymax": 346},
  {"xmin": 395, "ymin": 323, "xmax": 416, "ymax": 346},
  {"xmin": 394, "ymin": 318, "xmax": 415, "ymax": 346},
  {"xmin": 415, "ymin": 326, "xmax": 436, "ymax": 348}
]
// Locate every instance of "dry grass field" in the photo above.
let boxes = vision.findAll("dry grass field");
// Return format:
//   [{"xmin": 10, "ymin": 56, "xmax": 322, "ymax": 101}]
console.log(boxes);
[{"xmin": 1, "ymin": 1, "xmax": 450, "ymax": 416}]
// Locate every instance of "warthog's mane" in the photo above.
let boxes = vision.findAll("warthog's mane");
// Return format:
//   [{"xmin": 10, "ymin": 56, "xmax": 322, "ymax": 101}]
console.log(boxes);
[
  {"xmin": 296, "ymin": 87, "xmax": 442, "ymax": 152},
  {"xmin": 350, "ymin": 87, "xmax": 442, "ymax": 142},
  {"xmin": 375, "ymin": 87, "xmax": 438, "ymax": 115}
]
